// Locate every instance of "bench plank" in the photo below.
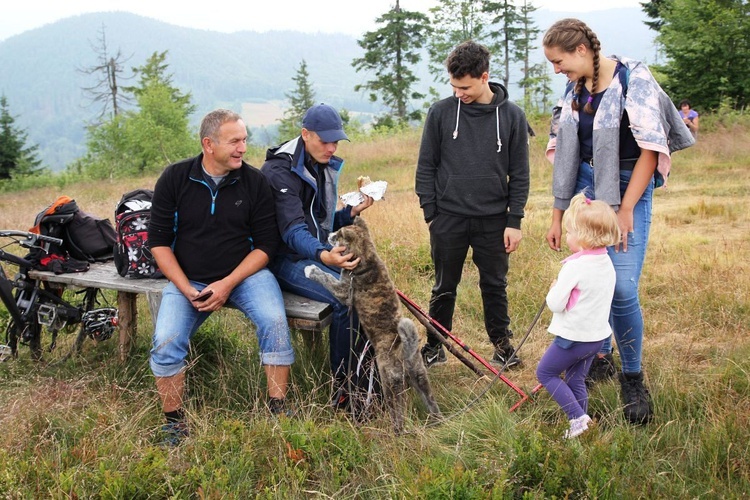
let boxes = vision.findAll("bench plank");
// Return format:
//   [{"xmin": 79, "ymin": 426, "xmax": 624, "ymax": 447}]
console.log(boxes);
[{"xmin": 28, "ymin": 262, "xmax": 332, "ymax": 360}]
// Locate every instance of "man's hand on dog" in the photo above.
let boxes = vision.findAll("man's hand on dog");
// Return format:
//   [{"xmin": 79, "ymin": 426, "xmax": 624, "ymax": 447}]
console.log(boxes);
[{"xmin": 321, "ymin": 245, "xmax": 361, "ymax": 270}]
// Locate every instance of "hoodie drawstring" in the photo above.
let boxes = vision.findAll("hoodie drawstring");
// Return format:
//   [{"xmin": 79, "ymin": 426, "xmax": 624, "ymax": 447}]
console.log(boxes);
[
  {"xmin": 496, "ymin": 107, "xmax": 502, "ymax": 152},
  {"xmin": 452, "ymin": 100, "xmax": 461, "ymax": 139},
  {"xmin": 452, "ymin": 99, "xmax": 502, "ymax": 153}
]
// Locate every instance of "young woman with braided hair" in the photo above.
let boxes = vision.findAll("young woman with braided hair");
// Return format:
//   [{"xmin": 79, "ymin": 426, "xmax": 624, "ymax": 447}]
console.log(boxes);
[{"xmin": 542, "ymin": 18, "xmax": 693, "ymax": 425}]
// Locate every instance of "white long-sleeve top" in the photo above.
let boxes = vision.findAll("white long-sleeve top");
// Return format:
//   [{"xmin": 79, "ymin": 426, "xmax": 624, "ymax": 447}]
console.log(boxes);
[{"xmin": 546, "ymin": 248, "xmax": 616, "ymax": 342}]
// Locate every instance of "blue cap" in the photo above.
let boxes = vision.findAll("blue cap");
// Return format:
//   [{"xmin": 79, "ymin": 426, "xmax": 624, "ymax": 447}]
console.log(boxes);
[{"xmin": 302, "ymin": 103, "xmax": 349, "ymax": 142}]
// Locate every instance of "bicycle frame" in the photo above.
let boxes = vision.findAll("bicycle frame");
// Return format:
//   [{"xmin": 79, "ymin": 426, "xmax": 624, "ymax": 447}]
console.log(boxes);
[{"xmin": 0, "ymin": 230, "xmax": 107, "ymax": 360}]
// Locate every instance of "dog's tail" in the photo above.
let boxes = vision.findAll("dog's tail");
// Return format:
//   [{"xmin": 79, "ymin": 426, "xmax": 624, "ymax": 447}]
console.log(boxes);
[{"xmin": 398, "ymin": 317, "xmax": 420, "ymax": 360}]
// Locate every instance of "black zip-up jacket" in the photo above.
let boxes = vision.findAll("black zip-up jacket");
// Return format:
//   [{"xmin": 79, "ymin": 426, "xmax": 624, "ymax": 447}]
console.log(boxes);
[
  {"xmin": 415, "ymin": 82, "xmax": 530, "ymax": 228},
  {"xmin": 148, "ymin": 154, "xmax": 280, "ymax": 283}
]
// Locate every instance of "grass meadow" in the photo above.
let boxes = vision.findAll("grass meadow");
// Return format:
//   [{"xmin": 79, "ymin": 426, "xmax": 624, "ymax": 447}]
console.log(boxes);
[{"xmin": 0, "ymin": 117, "xmax": 748, "ymax": 498}]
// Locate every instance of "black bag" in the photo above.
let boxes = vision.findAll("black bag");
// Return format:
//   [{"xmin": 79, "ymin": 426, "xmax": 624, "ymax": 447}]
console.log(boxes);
[
  {"xmin": 65, "ymin": 211, "xmax": 116, "ymax": 262},
  {"xmin": 29, "ymin": 195, "xmax": 115, "ymax": 264},
  {"xmin": 113, "ymin": 189, "xmax": 162, "ymax": 279}
]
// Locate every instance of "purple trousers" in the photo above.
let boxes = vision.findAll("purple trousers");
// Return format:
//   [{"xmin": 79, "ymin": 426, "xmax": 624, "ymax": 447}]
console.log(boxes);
[{"xmin": 536, "ymin": 338, "xmax": 604, "ymax": 420}]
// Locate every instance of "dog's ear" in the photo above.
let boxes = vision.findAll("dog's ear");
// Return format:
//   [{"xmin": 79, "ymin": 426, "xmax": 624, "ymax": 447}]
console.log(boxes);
[{"xmin": 353, "ymin": 216, "xmax": 370, "ymax": 233}]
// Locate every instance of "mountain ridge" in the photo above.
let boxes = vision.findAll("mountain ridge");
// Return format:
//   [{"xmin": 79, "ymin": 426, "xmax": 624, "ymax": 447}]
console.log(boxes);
[{"xmin": 0, "ymin": 9, "xmax": 655, "ymax": 170}]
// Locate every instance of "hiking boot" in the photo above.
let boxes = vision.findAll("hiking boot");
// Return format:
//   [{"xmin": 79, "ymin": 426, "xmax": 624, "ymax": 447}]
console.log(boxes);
[
  {"xmin": 421, "ymin": 343, "xmax": 447, "ymax": 368},
  {"xmin": 160, "ymin": 420, "xmax": 189, "ymax": 447},
  {"xmin": 330, "ymin": 384, "xmax": 350, "ymax": 412},
  {"xmin": 563, "ymin": 414, "xmax": 592, "ymax": 439},
  {"xmin": 267, "ymin": 397, "xmax": 295, "ymax": 418},
  {"xmin": 619, "ymin": 371, "xmax": 653, "ymax": 425},
  {"xmin": 586, "ymin": 352, "xmax": 616, "ymax": 387},
  {"xmin": 491, "ymin": 342, "xmax": 522, "ymax": 369}
]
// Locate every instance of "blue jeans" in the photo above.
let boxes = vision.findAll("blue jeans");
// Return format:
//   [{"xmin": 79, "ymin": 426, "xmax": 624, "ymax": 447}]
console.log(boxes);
[
  {"xmin": 149, "ymin": 268, "xmax": 294, "ymax": 377},
  {"xmin": 269, "ymin": 255, "xmax": 360, "ymax": 381},
  {"xmin": 575, "ymin": 162, "xmax": 653, "ymax": 374},
  {"xmin": 536, "ymin": 339, "xmax": 604, "ymax": 419}
]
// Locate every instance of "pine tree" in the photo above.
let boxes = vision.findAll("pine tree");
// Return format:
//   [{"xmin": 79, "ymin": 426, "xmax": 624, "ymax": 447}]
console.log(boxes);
[
  {"xmin": 278, "ymin": 60, "xmax": 317, "ymax": 141},
  {"xmin": 426, "ymin": 0, "xmax": 492, "ymax": 82},
  {"xmin": 512, "ymin": 0, "xmax": 543, "ymax": 111},
  {"xmin": 353, "ymin": 0, "xmax": 430, "ymax": 124},
  {"xmin": 483, "ymin": 0, "xmax": 524, "ymax": 89},
  {"xmin": 0, "ymin": 95, "xmax": 43, "ymax": 179}
]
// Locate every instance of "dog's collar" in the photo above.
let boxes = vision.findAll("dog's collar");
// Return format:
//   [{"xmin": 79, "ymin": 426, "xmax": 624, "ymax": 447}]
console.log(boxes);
[{"xmin": 345, "ymin": 268, "xmax": 366, "ymax": 277}]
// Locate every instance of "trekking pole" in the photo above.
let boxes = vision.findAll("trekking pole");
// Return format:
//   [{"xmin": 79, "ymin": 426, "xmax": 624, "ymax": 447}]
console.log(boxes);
[
  {"xmin": 420, "ymin": 300, "xmax": 546, "ymax": 426},
  {"xmin": 400, "ymin": 294, "xmax": 487, "ymax": 379},
  {"xmin": 504, "ymin": 301, "xmax": 546, "ymax": 411},
  {"xmin": 396, "ymin": 289, "xmax": 531, "ymax": 409}
]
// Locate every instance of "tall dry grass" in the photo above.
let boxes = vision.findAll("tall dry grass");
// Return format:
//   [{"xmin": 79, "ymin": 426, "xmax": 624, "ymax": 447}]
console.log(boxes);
[{"xmin": 0, "ymin": 121, "xmax": 748, "ymax": 497}]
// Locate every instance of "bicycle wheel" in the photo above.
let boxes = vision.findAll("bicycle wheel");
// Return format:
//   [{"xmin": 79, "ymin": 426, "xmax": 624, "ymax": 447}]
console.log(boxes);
[
  {"xmin": 27, "ymin": 319, "xmax": 42, "ymax": 361},
  {"xmin": 5, "ymin": 318, "xmax": 41, "ymax": 361},
  {"xmin": 5, "ymin": 320, "xmax": 20, "ymax": 359}
]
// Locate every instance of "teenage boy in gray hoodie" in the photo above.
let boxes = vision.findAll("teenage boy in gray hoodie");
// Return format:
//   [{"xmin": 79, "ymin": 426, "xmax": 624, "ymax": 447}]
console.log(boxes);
[{"xmin": 415, "ymin": 41, "xmax": 530, "ymax": 368}]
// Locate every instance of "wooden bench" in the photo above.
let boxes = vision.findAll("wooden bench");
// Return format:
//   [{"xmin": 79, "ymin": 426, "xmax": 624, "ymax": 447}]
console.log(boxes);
[{"xmin": 28, "ymin": 262, "xmax": 333, "ymax": 361}]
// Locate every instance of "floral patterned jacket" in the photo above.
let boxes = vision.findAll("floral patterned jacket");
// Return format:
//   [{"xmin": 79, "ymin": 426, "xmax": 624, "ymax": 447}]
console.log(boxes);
[{"xmin": 546, "ymin": 56, "xmax": 694, "ymax": 210}]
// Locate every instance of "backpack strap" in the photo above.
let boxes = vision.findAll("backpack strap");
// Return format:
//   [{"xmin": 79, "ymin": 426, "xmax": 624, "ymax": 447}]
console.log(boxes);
[
  {"xmin": 564, "ymin": 64, "xmax": 630, "ymax": 103},
  {"xmin": 618, "ymin": 63, "xmax": 630, "ymax": 99}
]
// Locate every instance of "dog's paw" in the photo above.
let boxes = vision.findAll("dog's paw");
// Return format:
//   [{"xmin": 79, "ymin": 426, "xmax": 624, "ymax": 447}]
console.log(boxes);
[{"xmin": 304, "ymin": 265, "xmax": 319, "ymax": 279}]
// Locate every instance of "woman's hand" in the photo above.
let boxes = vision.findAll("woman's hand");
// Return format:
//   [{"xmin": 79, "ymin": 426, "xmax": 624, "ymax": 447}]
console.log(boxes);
[
  {"xmin": 615, "ymin": 207, "xmax": 634, "ymax": 253},
  {"xmin": 546, "ymin": 209, "xmax": 564, "ymax": 251}
]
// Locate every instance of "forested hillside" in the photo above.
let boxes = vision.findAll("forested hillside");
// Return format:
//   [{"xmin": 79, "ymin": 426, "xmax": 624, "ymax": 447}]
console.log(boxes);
[
  {"xmin": 0, "ymin": 13, "xmax": 367, "ymax": 169},
  {"xmin": 0, "ymin": 9, "xmax": 652, "ymax": 170}
]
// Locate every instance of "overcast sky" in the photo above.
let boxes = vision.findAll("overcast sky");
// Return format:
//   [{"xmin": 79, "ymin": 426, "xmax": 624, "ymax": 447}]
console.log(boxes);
[{"xmin": 2, "ymin": 0, "xmax": 644, "ymax": 42}]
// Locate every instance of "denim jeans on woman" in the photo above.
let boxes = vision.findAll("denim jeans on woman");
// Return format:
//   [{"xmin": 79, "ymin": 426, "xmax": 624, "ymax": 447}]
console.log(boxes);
[
  {"xmin": 575, "ymin": 161, "xmax": 653, "ymax": 374},
  {"xmin": 150, "ymin": 268, "xmax": 294, "ymax": 377}
]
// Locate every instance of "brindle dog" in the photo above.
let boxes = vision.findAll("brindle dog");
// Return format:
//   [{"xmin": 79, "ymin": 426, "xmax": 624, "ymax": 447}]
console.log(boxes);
[{"xmin": 305, "ymin": 217, "xmax": 441, "ymax": 433}]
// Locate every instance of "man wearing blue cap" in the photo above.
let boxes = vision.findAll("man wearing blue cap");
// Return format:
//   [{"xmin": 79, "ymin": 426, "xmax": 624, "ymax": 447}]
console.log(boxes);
[{"xmin": 261, "ymin": 103, "xmax": 373, "ymax": 409}]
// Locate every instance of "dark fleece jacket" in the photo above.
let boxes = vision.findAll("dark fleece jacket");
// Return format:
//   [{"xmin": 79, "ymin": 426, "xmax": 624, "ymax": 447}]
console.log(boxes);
[
  {"xmin": 148, "ymin": 154, "xmax": 279, "ymax": 284},
  {"xmin": 415, "ymin": 82, "xmax": 530, "ymax": 228}
]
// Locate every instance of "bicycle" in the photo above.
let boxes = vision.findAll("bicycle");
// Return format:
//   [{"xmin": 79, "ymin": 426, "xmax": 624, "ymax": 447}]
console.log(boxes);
[{"xmin": 0, "ymin": 229, "xmax": 117, "ymax": 362}]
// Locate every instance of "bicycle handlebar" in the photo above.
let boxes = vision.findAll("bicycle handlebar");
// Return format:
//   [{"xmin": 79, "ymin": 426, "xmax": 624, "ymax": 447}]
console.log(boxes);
[{"xmin": 0, "ymin": 230, "xmax": 63, "ymax": 247}]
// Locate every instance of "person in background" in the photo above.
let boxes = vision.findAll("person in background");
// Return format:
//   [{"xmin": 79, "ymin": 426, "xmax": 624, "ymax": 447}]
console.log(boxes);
[
  {"xmin": 415, "ymin": 40, "xmax": 530, "ymax": 369},
  {"xmin": 261, "ymin": 103, "xmax": 373, "ymax": 410},
  {"xmin": 148, "ymin": 109, "xmax": 294, "ymax": 446},
  {"xmin": 679, "ymin": 99, "xmax": 699, "ymax": 139},
  {"xmin": 537, "ymin": 193, "xmax": 620, "ymax": 439}
]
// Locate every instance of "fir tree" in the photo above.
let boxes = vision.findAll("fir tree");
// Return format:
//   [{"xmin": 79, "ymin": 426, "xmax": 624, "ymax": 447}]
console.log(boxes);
[
  {"xmin": 0, "ymin": 95, "xmax": 43, "ymax": 179},
  {"xmin": 426, "ymin": 0, "xmax": 492, "ymax": 82},
  {"xmin": 353, "ymin": 0, "xmax": 430, "ymax": 124},
  {"xmin": 278, "ymin": 60, "xmax": 316, "ymax": 141}
]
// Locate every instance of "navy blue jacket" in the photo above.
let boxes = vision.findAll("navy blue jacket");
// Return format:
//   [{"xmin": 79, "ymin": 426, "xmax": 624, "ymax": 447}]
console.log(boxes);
[
  {"xmin": 148, "ymin": 154, "xmax": 279, "ymax": 283},
  {"xmin": 261, "ymin": 137, "xmax": 354, "ymax": 261}
]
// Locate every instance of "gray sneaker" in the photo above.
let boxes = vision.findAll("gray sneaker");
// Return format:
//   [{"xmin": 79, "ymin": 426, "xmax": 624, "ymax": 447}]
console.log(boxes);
[
  {"xmin": 268, "ymin": 397, "xmax": 295, "ymax": 418},
  {"xmin": 421, "ymin": 343, "xmax": 447, "ymax": 368},
  {"xmin": 160, "ymin": 421, "xmax": 189, "ymax": 447},
  {"xmin": 491, "ymin": 343, "xmax": 522, "ymax": 369}
]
